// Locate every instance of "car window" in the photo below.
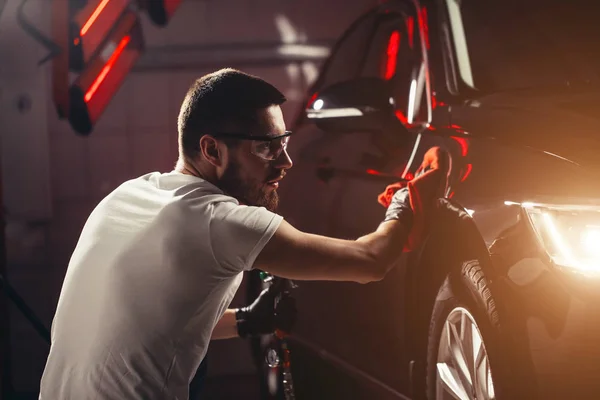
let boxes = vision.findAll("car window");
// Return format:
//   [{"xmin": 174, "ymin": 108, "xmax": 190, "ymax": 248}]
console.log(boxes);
[
  {"xmin": 317, "ymin": 12, "xmax": 380, "ymax": 90},
  {"xmin": 362, "ymin": 8, "xmax": 429, "ymax": 126},
  {"xmin": 305, "ymin": 3, "xmax": 431, "ymax": 129},
  {"xmin": 292, "ymin": 2, "xmax": 426, "ymax": 188}
]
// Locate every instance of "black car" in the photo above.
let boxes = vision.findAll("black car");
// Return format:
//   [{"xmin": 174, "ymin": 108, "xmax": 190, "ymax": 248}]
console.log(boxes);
[{"xmin": 249, "ymin": 0, "xmax": 600, "ymax": 399}]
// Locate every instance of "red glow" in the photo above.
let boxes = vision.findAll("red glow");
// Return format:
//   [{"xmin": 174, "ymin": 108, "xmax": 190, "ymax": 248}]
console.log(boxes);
[
  {"xmin": 461, "ymin": 163, "xmax": 473, "ymax": 182},
  {"xmin": 426, "ymin": 124, "xmax": 436, "ymax": 131},
  {"xmin": 407, "ymin": 16, "xmax": 414, "ymax": 48},
  {"xmin": 451, "ymin": 136, "xmax": 469, "ymax": 156},
  {"xmin": 404, "ymin": 172, "xmax": 414, "ymax": 180},
  {"xmin": 431, "ymin": 93, "xmax": 437, "ymax": 109},
  {"xmin": 81, "ymin": 0, "xmax": 111, "ymax": 36},
  {"xmin": 85, "ymin": 35, "xmax": 130, "ymax": 103},
  {"xmin": 450, "ymin": 124, "xmax": 463, "ymax": 130},
  {"xmin": 384, "ymin": 31, "xmax": 401, "ymax": 80},
  {"xmin": 395, "ymin": 110, "xmax": 408, "ymax": 124},
  {"xmin": 449, "ymin": 191, "xmax": 455, "ymax": 199},
  {"xmin": 307, "ymin": 92, "xmax": 318, "ymax": 108},
  {"xmin": 419, "ymin": 7, "xmax": 430, "ymax": 49},
  {"xmin": 366, "ymin": 169, "xmax": 382, "ymax": 176}
]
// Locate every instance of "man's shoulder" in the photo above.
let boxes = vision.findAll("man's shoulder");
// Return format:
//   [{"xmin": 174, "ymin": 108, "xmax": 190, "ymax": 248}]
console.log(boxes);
[
  {"xmin": 126, "ymin": 171, "xmax": 229, "ymax": 199},
  {"xmin": 96, "ymin": 172, "xmax": 235, "ymax": 213},
  {"xmin": 138, "ymin": 171, "xmax": 242, "ymax": 210}
]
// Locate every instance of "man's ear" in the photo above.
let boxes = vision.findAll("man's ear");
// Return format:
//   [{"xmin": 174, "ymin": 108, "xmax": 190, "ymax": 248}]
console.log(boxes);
[{"xmin": 199, "ymin": 135, "xmax": 224, "ymax": 167}]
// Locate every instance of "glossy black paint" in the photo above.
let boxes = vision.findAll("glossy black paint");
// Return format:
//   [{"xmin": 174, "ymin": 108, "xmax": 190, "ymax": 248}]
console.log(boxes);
[{"xmin": 269, "ymin": 0, "xmax": 600, "ymax": 398}]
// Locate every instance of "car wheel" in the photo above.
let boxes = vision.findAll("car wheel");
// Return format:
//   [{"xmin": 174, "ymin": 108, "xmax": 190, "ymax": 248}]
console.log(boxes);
[{"xmin": 426, "ymin": 260, "xmax": 506, "ymax": 400}]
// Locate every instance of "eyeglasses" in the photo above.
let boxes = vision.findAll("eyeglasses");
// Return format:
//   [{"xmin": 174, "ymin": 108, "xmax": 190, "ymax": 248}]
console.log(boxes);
[{"xmin": 213, "ymin": 131, "xmax": 292, "ymax": 161}]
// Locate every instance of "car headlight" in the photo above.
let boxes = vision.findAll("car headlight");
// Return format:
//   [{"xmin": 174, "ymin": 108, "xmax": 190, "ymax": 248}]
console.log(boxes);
[{"xmin": 513, "ymin": 202, "xmax": 600, "ymax": 274}]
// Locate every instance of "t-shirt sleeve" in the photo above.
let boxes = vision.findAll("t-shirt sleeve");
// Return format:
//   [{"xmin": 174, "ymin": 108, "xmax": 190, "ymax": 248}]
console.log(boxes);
[{"xmin": 209, "ymin": 201, "xmax": 283, "ymax": 275}]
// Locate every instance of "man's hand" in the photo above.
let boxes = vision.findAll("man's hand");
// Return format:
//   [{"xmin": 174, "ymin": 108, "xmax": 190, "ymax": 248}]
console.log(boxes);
[
  {"xmin": 378, "ymin": 147, "xmax": 450, "ymax": 208},
  {"xmin": 377, "ymin": 146, "xmax": 451, "ymax": 252},
  {"xmin": 235, "ymin": 286, "xmax": 297, "ymax": 338},
  {"xmin": 383, "ymin": 186, "xmax": 413, "ymax": 224}
]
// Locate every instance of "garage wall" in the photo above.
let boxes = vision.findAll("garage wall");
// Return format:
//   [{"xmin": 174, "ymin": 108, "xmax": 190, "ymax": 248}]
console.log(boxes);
[{"xmin": 0, "ymin": 0, "xmax": 376, "ymax": 393}]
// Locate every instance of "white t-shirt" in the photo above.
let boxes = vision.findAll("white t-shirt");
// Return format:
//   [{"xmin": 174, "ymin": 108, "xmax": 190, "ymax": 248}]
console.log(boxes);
[{"xmin": 39, "ymin": 171, "xmax": 283, "ymax": 400}]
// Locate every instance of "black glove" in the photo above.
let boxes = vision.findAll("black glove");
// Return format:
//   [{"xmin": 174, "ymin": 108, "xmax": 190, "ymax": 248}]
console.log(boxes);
[
  {"xmin": 235, "ymin": 286, "xmax": 297, "ymax": 338},
  {"xmin": 383, "ymin": 186, "xmax": 413, "ymax": 226}
]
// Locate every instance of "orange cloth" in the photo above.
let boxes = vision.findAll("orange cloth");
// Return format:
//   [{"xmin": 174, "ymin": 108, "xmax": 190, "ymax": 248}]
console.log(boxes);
[{"xmin": 378, "ymin": 147, "xmax": 450, "ymax": 252}]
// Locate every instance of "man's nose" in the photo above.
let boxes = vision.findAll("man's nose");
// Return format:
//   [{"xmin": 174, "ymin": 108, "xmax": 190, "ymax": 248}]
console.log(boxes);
[{"xmin": 273, "ymin": 148, "xmax": 293, "ymax": 170}]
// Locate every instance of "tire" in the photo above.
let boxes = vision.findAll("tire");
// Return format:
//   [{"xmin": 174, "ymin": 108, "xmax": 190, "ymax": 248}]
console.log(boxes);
[{"xmin": 426, "ymin": 260, "xmax": 508, "ymax": 400}]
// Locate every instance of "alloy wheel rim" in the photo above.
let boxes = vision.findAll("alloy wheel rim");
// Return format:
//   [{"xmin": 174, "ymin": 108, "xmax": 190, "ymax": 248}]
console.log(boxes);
[{"xmin": 436, "ymin": 307, "xmax": 496, "ymax": 400}]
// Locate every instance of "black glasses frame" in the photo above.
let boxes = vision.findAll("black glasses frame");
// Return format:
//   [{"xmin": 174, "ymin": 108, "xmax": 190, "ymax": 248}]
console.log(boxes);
[{"xmin": 212, "ymin": 131, "xmax": 292, "ymax": 142}]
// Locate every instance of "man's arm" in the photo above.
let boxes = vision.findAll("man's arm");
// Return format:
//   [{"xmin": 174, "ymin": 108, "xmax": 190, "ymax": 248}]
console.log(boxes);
[
  {"xmin": 254, "ymin": 217, "xmax": 409, "ymax": 284},
  {"xmin": 254, "ymin": 165, "xmax": 446, "ymax": 284},
  {"xmin": 211, "ymin": 309, "xmax": 238, "ymax": 340}
]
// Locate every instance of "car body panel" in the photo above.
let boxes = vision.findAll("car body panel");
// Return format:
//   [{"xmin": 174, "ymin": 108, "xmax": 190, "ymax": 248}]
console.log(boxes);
[{"xmin": 277, "ymin": 122, "xmax": 416, "ymax": 395}]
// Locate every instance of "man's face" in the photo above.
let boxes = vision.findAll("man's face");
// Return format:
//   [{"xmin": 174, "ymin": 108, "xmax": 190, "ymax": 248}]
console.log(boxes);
[{"xmin": 216, "ymin": 105, "xmax": 293, "ymax": 212}]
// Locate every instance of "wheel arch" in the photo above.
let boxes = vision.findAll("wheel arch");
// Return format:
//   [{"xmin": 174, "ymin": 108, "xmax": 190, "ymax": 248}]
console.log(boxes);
[{"xmin": 404, "ymin": 197, "xmax": 499, "ymax": 397}]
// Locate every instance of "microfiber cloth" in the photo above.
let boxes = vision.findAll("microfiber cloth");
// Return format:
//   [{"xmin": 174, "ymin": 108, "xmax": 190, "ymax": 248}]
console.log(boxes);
[{"xmin": 378, "ymin": 147, "xmax": 451, "ymax": 252}]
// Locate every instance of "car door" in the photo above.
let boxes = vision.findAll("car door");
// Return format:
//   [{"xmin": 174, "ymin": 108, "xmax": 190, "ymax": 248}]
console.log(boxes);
[{"xmin": 280, "ymin": 2, "xmax": 433, "ymax": 397}]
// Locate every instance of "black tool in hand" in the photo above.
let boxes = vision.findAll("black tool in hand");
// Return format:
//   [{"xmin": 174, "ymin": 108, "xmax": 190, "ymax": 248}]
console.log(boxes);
[{"xmin": 258, "ymin": 272, "xmax": 298, "ymax": 400}]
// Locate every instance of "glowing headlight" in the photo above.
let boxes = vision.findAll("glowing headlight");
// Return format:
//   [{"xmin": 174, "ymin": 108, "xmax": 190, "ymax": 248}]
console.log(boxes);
[{"xmin": 522, "ymin": 203, "xmax": 600, "ymax": 274}]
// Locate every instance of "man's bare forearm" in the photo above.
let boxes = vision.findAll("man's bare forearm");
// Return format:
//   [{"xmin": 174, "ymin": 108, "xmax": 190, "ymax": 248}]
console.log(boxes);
[
  {"xmin": 354, "ymin": 219, "xmax": 410, "ymax": 279},
  {"xmin": 252, "ymin": 151, "xmax": 446, "ymax": 285},
  {"xmin": 211, "ymin": 309, "xmax": 238, "ymax": 340},
  {"xmin": 253, "ymin": 218, "xmax": 411, "ymax": 284}
]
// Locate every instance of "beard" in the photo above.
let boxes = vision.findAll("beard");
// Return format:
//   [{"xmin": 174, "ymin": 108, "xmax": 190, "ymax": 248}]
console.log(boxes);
[{"xmin": 217, "ymin": 159, "xmax": 280, "ymax": 212}]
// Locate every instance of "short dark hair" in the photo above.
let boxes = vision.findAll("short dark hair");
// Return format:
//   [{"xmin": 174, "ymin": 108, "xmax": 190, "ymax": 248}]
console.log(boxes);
[{"xmin": 177, "ymin": 68, "xmax": 287, "ymax": 160}]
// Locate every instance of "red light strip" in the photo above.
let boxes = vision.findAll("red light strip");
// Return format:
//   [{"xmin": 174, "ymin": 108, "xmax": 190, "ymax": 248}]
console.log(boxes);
[
  {"xmin": 81, "ymin": 0, "xmax": 111, "ymax": 36},
  {"xmin": 451, "ymin": 136, "xmax": 469, "ymax": 156},
  {"xmin": 384, "ymin": 31, "xmax": 400, "ymax": 80},
  {"xmin": 461, "ymin": 163, "xmax": 473, "ymax": 182},
  {"xmin": 406, "ymin": 16, "xmax": 414, "ymax": 48},
  {"xmin": 307, "ymin": 92, "xmax": 319, "ymax": 108},
  {"xmin": 419, "ymin": 7, "xmax": 430, "ymax": 50},
  {"xmin": 395, "ymin": 110, "xmax": 408, "ymax": 124},
  {"xmin": 84, "ymin": 35, "xmax": 130, "ymax": 103}
]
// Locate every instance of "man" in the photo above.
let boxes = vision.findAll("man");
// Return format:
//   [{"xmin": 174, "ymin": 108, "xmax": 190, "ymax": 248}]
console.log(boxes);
[{"xmin": 40, "ymin": 68, "xmax": 445, "ymax": 399}]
